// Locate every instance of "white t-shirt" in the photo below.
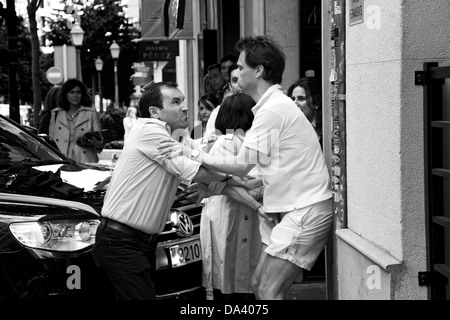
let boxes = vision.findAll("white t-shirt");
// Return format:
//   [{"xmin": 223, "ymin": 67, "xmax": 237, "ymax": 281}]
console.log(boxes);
[{"xmin": 243, "ymin": 85, "xmax": 332, "ymax": 212}]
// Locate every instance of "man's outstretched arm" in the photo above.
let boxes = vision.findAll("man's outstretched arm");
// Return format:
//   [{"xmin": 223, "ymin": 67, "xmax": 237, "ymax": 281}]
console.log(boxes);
[{"xmin": 157, "ymin": 137, "xmax": 258, "ymax": 177}]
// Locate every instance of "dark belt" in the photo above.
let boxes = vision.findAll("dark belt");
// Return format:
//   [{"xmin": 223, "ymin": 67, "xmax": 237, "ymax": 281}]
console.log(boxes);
[{"xmin": 100, "ymin": 217, "xmax": 158, "ymax": 244}]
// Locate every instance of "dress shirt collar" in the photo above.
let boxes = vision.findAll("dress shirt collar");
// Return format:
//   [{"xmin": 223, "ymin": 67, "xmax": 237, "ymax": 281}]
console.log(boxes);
[
  {"xmin": 251, "ymin": 84, "xmax": 282, "ymax": 115},
  {"xmin": 141, "ymin": 117, "xmax": 172, "ymax": 134}
]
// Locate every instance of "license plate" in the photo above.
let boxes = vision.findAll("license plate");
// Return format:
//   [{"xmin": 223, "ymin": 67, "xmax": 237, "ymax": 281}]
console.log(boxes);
[{"xmin": 169, "ymin": 240, "xmax": 202, "ymax": 267}]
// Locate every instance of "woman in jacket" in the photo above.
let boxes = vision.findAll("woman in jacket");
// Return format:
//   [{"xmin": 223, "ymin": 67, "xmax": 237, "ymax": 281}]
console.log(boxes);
[
  {"xmin": 49, "ymin": 78, "xmax": 104, "ymax": 163},
  {"xmin": 200, "ymin": 93, "xmax": 263, "ymax": 300}
]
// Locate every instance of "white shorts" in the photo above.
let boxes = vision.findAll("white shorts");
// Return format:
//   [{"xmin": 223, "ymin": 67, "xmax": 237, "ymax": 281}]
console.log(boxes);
[{"xmin": 259, "ymin": 198, "xmax": 332, "ymax": 271}]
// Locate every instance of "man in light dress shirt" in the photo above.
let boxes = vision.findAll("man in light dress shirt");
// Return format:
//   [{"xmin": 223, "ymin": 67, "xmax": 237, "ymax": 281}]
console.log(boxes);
[
  {"xmin": 92, "ymin": 82, "xmax": 233, "ymax": 300},
  {"xmin": 157, "ymin": 36, "xmax": 333, "ymax": 300}
]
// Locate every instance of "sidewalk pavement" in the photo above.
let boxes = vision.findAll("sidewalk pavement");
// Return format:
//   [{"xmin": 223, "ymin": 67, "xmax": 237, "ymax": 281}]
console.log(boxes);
[{"xmin": 286, "ymin": 281, "xmax": 326, "ymax": 300}]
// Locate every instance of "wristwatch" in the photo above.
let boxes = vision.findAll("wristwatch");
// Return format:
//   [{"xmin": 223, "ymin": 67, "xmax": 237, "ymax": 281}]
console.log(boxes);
[{"xmin": 190, "ymin": 149, "xmax": 201, "ymax": 160}]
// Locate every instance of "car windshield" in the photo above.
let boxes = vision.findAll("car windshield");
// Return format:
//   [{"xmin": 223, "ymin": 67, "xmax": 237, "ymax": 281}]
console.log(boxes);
[{"xmin": 0, "ymin": 116, "xmax": 67, "ymax": 168}]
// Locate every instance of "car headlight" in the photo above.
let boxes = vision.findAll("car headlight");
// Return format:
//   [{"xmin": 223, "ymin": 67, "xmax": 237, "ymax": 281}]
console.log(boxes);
[{"xmin": 9, "ymin": 219, "xmax": 99, "ymax": 252}]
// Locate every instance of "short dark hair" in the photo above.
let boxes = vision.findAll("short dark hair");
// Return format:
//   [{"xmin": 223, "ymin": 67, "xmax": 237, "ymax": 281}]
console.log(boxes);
[
  {"xmin": 215, "ymin": 93, "xmax": 255, "ymax": 134},
  {"xmin": 138, "ymin": 81, "xmax": 178, "ymax": 118},
  {"xmin": 235, "ymin": 35, "xmax": 285, "ymax": 85},
  {"xmin": 220, "ymin": 54, "xmax": 238, "ymax": 64},
  {"xmin": 43, "ymin": 85, "xmax": 61, "ymax": 112},
  {"xmin": 287, "ymin": 77, "xmax": 321, "ymax": 110},
  {"xmin": 59, "ymin": 78, "xmax": 92, "ymax": 111},
  {"xmin": 228, "ymin": 63, "xmax": 239, "ymax": 80}
]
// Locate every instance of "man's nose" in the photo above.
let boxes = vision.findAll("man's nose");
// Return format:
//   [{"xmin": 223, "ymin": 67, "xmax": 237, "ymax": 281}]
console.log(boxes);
[{"xmin": 181, "ymin": 103, "xmax": 188, "ymax": 111}]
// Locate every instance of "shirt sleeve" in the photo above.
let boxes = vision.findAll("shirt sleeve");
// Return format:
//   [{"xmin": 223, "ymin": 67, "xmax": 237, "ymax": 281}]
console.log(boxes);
[
  {"xmin": 203, "ymin": 106, "xmax": 220, "ymax": 139},
  {"xmin": 204, "ymin": 134, "xmax": 240, "ymax": 195},
  {"xmin": 244, "ymin": 108, "xmax": 282, "ymax": 156},
  {"xmin": 208, "ymin": 135, "xmax": 237, "ymax": 157},
  {"xmin": 137, "ymin": 123, "xmax": 201, "ymax": 184}
]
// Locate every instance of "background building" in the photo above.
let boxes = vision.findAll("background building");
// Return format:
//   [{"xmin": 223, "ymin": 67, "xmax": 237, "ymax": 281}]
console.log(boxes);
[
  {"xmin": 140, "ymin": 0, "xmax": 450, "ymax": 300},
  {"xmin": 323, "ymin": 0, "xmax": 450, "ymax": 300}
]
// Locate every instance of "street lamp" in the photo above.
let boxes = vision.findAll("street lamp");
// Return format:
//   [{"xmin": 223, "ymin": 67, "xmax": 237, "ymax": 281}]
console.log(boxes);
[
  {"xmin": 95, "ymin": 57, "xmax": 104, "ymax": 113},
  {"xmin": 109, "ymin": 40, "xmax": 120, "ymax": 108},
  {"xmin": 70, "ymin": 22, "xmax": 84, "ymax": 81}
]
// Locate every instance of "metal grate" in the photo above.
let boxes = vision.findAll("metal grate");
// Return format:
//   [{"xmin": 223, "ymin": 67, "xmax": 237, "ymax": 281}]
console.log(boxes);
[{"xmin": 421, "ymin": 62, "xmax": 450, "ymax": 300}]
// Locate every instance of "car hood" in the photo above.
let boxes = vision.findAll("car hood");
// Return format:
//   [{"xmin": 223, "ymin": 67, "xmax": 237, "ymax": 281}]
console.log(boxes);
[
  {"xmin": 33, "ymin": 163, "xmax": 112, "ymax": 192},
  {"xmin": 0, "ymin": 162, "xmax": 111, "ymax": 215}
]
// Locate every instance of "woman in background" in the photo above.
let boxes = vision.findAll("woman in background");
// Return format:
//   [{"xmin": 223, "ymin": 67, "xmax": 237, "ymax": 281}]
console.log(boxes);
[
  {"xmin": 287, "ymin": 77, "xmax": 323, "ymax": 144},
  {"xmin": 200, "ymin": 93, "xmax": 262, "ymax": 300},
  {"xmin": 191, "ymin": 93, "xmax": 219, "ymax": 141},
  {"xmin": 38, "ymin": 85, "xmax": 61, "ymax": 135},
  {"xmin": 123, "ymin": 106, "xmax": 138, "ymax": 142},
  {"xmin": 49, "ymin": 78, "xmax": 104, "ymax": 163}
]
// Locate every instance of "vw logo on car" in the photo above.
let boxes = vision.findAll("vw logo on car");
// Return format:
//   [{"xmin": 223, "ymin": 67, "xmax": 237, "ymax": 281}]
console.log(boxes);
[{"xmin": 170, "ymin": 210, "xmax": 194, "ymax": 237}]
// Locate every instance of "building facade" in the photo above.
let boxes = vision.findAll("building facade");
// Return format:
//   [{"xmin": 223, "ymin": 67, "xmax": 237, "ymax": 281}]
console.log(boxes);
[
  {"xmin": 326, "ymin": 0, "xmax": 450, "ymax": 300},
  {"xmin": 231, "ymin": 0, "xmax": 450, "ymax": 300},
  {"xmin": 139, "ymin": 0, "xmax": 450, "ymax": 300}
]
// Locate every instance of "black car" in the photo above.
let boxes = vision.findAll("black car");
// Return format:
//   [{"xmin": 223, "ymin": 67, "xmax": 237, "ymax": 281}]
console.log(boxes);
[{"xmin": 0, "ymin": 115, "xmax": 203, "ymax": 300}]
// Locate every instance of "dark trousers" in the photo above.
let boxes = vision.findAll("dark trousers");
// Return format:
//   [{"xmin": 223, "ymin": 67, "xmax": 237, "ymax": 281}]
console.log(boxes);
[{"xmin": 91, "ymin": 219, "xmax": 158, "ymax": 300}]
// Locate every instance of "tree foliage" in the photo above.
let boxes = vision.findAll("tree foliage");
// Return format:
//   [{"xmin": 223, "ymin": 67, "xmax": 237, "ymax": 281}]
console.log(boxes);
[
  {"xmin": 0, "ymin": 16, "xmax": 35, "ymax": 104},
  {"xmin": 27, "ymin": 0, "xmax": 44, "ymax": 127},
  {"xmin": 100, "ymin": 107, "xmax": 126, "ymax": 148},
  {"xmin": 46, "ymin": 0, "xmax": 140, "ymax": 107}
]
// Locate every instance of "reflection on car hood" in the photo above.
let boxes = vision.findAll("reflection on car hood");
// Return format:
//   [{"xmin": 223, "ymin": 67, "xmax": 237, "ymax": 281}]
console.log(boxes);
[
  {"xmin": 0, "ymin": 193, "xmax": 99, "ymax": 219},
  {"xmin": 34, "ymin": 164, "xmax": 112, "ymax": 192},
  {"xmin": 0, "ymin": 162, "xmax": 111, "ymax": 215}
]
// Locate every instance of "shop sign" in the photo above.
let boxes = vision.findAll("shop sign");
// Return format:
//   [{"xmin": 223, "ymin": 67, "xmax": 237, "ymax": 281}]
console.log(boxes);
[{"xmin": 139, "ymin": 40, "xmax": 179, "ymax": 61}]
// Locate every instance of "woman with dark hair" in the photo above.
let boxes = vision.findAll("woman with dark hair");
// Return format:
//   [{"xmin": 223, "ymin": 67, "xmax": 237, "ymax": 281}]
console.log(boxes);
[
  {"xmin": 200, "ymin": 93, "xmax": 263, "ymax": 300},
  {"xmin": 191, "ymin": 93, "xmax": 219, "ymax": 140},
  {"xmin": 49, "ymin": 78, "xmax": 104, "ymax": 163},
  {"xmin": 287, "ymin": 77, "xmax": 323, "ymax": 144},
  {"xmin": 38, "ymin": 85, "xmax": 61, "ymax": 134}
]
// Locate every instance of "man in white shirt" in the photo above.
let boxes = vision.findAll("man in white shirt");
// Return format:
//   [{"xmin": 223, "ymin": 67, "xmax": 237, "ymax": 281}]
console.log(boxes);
[
  {"xmin": 91, "ymin": 82, "xmax": 230, "ymax": 300},
  {"xmin": 157, "ymin": 36, "xmax": 333, "ymax": 300}
]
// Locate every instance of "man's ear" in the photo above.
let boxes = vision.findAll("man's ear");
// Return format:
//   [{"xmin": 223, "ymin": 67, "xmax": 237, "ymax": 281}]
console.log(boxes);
[
  {"xmin": 149, "ymin": 106, "xmax": 161, "ymax": 119},
  {"xmin": 255, "ymin": 65, "xmax": 264, "ymax": 78}
]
